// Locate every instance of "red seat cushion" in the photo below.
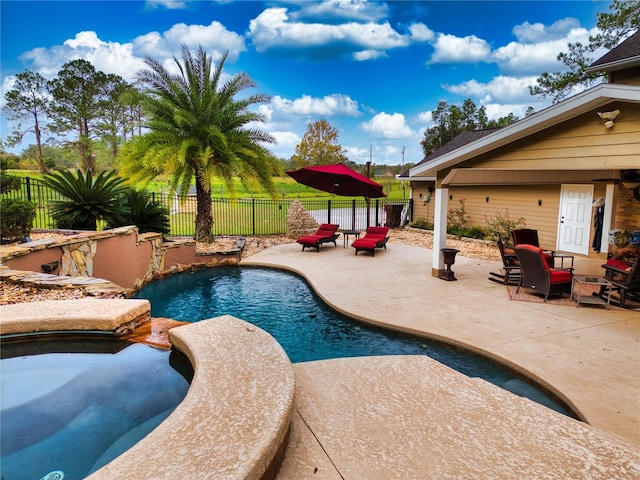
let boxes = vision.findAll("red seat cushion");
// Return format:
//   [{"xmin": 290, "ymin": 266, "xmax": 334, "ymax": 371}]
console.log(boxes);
[
  {"xmin": 297, "ymin": 235, "xmax": 323, "ymax": 245},
  {"xmin": 352, "ymin": 239, "xmax": 378, "ymax": 249},
  {"xmin": 606, "ymin": 259, "xmax": 629, "ymax": 270},
  {"xmin": 549, "ymin": 269, "xmax": 572, "ymax": 283}
]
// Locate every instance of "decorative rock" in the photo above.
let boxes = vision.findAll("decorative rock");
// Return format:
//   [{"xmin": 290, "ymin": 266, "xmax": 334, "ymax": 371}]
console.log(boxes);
[{"xmin": 286, "ymin": 200, "xmax": 318, "ymax": 238}]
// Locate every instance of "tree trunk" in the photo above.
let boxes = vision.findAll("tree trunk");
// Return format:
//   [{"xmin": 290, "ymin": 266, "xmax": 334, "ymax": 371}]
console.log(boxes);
[
  {"xmin": 194, "ymin": 174, "xmax": 214, "ymax": 243},
  {"xmin": 34, "ymin": 117, "xmax": 46, "ymax": 174}
]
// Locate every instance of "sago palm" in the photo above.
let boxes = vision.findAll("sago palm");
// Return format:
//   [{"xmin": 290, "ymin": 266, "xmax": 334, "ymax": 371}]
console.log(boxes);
[
  {"xmin": 42, "ymin": 169, "xmax": 128, "ymax": 230},
  {"xmin": 119, "ymin": 45, "xmax": 281, "ymax": 242}
]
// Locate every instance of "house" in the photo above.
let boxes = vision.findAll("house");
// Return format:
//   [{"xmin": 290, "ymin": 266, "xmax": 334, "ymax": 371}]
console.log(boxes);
[{"xmin": 404, "ymin": 30, "xmax": 640, "ymax": 277}]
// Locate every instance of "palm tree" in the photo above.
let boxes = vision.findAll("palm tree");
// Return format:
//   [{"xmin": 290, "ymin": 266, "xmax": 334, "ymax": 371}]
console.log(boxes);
[
  {"xmin": 42, "ymin": 169, "xmax": 128, "ymax": 230},
  {"xmin": 119, "ymin": 46, "xmax": 281, "ymax": 242}
]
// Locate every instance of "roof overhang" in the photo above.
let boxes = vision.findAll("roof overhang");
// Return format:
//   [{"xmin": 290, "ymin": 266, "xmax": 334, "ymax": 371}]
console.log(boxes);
[
  {"xmin": 410, "ymin": 83, "xmax": 640, "ymax": 178},
  {"xmin": 397, "ymin": 174, "xmax": 435, "ymax": 182},
  {"xmin": 440, "ymin": 168, "xmax": 621, "ymax": 187},
  {"xmin": 585, "ymin": 56, "xmax": 640, "ymax": 73}
]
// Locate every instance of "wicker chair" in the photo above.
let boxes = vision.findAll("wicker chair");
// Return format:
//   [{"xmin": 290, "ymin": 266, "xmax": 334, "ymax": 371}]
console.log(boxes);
[{"xmin": 514, "ymin": 244, "xmax": 572, "ymax": 301}]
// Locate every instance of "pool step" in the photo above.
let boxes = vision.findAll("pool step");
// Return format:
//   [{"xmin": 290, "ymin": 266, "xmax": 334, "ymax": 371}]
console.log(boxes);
[{"xmin": 122, "ymin": 317, "xmax": 187, "ymax": 349}]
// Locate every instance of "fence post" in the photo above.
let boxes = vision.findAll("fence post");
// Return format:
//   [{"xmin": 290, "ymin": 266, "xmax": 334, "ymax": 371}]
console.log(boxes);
[
  {"xmin": 327, "ymin": 200, "xmax": 331, "ymax": 224},
  {"xmin": 252, "ymin": 198, "xmax": 256, "ymax": 235},
  {"xmin": 351, "ymin": 199, "xmax": 356, "ymax": 230},
  {"xmin": 25, "ymin": 177, "xmax": 32, "ymax": 202},
  {"xmin": 375, "ymin": 199, "xmax": 380, "ymax": 226}
]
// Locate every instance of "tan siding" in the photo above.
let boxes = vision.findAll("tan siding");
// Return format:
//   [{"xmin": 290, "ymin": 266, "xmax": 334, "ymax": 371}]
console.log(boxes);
[
  {"xmin": 410, "ymin": 183, "xmax": 436, "ymax": 225},
  {"xmin": 465, "ymin": 104, "xmax": 640, "ymax": 170},
  {"xmin": 447, "ymin": 186, "xmax": 561, "ymax": 249}
]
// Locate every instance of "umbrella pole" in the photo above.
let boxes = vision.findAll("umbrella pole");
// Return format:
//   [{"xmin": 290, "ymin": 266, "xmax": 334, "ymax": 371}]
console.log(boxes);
[
  {"xmin": 352, "ymin": 199, "xmax": 356, "ymax": 230},
  {"xmin": 366, "ymin": 197, "xmax": 371, "ymax": 227}
]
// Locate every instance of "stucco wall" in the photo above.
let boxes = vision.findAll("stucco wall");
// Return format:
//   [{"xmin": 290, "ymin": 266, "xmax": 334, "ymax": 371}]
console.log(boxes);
[{"xmin": 0, "ymin": 226, "xmax": 242, "ymax": 294}]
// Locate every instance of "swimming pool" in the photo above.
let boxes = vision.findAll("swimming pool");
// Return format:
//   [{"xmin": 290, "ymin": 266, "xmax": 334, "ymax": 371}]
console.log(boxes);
[
  {"xmin": 0, "ymin": 336, "xmax": 191, "ymax": 480},
  {"xmin": 133, "ymin": 266, "xmax": 572, "ymax": 416}
]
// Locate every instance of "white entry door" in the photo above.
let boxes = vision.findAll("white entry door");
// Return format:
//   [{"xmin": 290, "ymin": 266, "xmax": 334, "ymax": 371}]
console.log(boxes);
[{"xmin": 557, "ymin": 184, "xmax": 594, "ymax": 255}]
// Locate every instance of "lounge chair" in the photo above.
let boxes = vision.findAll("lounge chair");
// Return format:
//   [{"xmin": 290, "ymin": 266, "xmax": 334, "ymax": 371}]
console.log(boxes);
[
  {"xmin": 514, "ymin": 244, "xmax": 572, "ymax": 301},
  {"xmin": 296, "ymin": 224, "xmax": 340, "ymax": 252},
  {"xmin": 488, "ymin": 233, "xmax": 521, "ymax": 285},
  {"xmin": 352, "ymin": 226, "xmax": 389, "ymax": 256},
  {"xmin": 597, "ymin": 257, "xmax": 640, "ymax": 307},
  {"xmin": 512, "ymin": 228, "xmax": 555, "ymax": 266}
]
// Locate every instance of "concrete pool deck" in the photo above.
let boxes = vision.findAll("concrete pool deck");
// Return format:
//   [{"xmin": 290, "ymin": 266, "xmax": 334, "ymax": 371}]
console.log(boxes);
[
  {"xmin": 242, "ymin": 241, "xmax": 640, "ymax": 475},
  {"xmin": 1, "ymin": 241, "xmax": 639, "ymax": 478}
]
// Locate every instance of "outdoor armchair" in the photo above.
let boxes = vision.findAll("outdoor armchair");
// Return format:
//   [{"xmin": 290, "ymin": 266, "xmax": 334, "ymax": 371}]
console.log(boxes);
[
  {"xmin": 488, "ymin": 233, "xmax": 521, "ymax": 285},
  {"xmin": 352, "ymin": 226, "xmax": 389, "ymax": 256},
  {"xmin": 296, "ymin": 224, "xmax": 340, "ymax": 252},
  {"xmin": 598, "ymin": 257, "xmax": 640, "ymax": 307},
  {"xmin": 514, "ymin": 244, "xmax": 572, "ymax": 301},
  {"xmin": 512, "ymin": 229, "xmax": 555, "ymax": 266}
]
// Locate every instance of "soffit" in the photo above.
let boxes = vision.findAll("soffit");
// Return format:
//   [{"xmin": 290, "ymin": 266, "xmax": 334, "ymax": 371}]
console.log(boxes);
[{"xmin": 440, "ymin": 169, "xmax": 620, "ymax": 186}]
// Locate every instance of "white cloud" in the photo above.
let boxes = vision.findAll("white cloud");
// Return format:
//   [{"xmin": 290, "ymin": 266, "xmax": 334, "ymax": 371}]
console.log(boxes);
[
  {"xmin": 145, "ymin": 0, "xmax": 189, "ymax": 9},
  {"xmin": 492, "ymin": 24, "xmax": 593, "ymax": 74},
  {"xmin": 480, "ymin": 102, "xmax": 542, "ymax": 120},
  {"xmin": 17, "ymin": 22, "xmax": 246, "ymax": 83},
  {"xmin": 409, "ymin": 23, "xmax": 435, "ymax": 42},
  {"xmin": 248, "ymin": 7, "xmax": 410, "ymax": 60},
  {"xmin": 417, "ymin": 110, "xmax": 433, "ymax": 123},
  {"xmin": 429, "ymin": 33, "xmax": 491, "ymax": 64},
  {"xmin": 20, "ymin": 31, "xmax": 145, "ymax": 80},
  {"xmin": 513, "ymin": 17, "xmax": 581, "ymax": 43},
  {"xmin": 272, "ymin": 94, "xmax": 360, "ymax": 117},
  {"xmin": 443, "ymin": 75, "xmax": 539, "ymax": 104},
  {"xmin": 271, "ymin": 131, "xmax": 300, "ymax": 149},
  {"xmin": 360, "ymin": 112, "xmax": 415, "ymax": 139},
  {"xmin": 292, "ymin": 0, "xmax": 389, "ymax": 23},
  {"xmin": 158, "ymin": 21, "xmax": 245, "ymax": 61}
]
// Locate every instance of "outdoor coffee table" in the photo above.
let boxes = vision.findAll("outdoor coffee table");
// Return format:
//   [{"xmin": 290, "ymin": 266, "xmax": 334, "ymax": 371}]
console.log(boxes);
[
  {"xmin": 342, "ymin": 230, "xmax": 360, "ymax": 247},
  {"xmin": 571, "ymin": 275, "xmax": 612, "ymax": 309}
]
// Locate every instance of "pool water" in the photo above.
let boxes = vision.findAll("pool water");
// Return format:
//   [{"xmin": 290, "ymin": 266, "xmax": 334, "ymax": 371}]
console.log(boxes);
[
  {"xmin": 134, "ymin": 266, "xmax": 572, "ymax": 416},
  {"xmin": 0, "ymin": 338, "xmax": 190, "ymax": 480}
]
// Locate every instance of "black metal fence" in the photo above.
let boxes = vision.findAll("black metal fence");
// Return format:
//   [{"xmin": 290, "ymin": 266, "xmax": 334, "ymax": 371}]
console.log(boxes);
[{"xmin": 4, "ymin": 177, "xmax": 412, "ymax": 236}]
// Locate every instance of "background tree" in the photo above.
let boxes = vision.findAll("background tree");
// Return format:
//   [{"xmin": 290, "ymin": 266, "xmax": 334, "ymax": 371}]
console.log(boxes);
[
  {"xmin": 530, "ymin": 0, "xmax": 640, "ymax": 103},
  {"xmin": 420, "ymin": 99, "xmax": 520, "ymax": 156},
  {"xmin": 96, "ymin": 74, "xmax": 133, "ymax": 159},
  {"xmin": 47, "ymin": 59, "xmax": 108, "ymax": 172},
  {"xmin": 291, "ymin": 119, "xmax": 348, "ymax": 167},
  {"xmin": 3, "ymin": 70, "xmax": 49, "ymax": 173},
  {"xmin": 119, "ymin": 46, "xmax": 281, "ymax": 243}
]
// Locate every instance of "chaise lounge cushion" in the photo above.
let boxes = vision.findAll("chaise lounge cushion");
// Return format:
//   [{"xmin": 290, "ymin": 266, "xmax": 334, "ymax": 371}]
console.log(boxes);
[
  {"xmin": 352, "ymin": 226, "xmax": 389, "ymax": 256},
  {"xmin": 296, "ymin": 224, "xmax": 340, "ymax": 252}
]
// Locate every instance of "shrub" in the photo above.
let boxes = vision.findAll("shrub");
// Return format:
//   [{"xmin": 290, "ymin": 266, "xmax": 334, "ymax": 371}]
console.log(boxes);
[
  {"xmin": 42, "ymin": 169, "xmax": 128, "ymax": 230},
  {"xmin": 484, "ymin": 209, "xmax": 526, "ymax": 247},
  {"xmin": 107, "ymin": 189, "xmax": 170, "ymax": 235},
  {"xmin": 409, "ymin": 217, "xmax": 433, "ymax": 230},
  {"xmin": 447, "ymin": 199, "xmax": 469, "ymax": 231},
  {"xmin": 0, "ymin": 174, "xmax": 21, "ymax": 194},
  {"xmin": 0, "ymin": 198, "xmax": 36, "ymax": 243}
]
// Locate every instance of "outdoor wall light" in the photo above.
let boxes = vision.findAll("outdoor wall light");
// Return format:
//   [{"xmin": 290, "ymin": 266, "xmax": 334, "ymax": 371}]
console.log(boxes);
[
  {"xmin": 485, "ymin": 196, "xmax": 490, "ymax": 203},
  {"xmin": 597, "ymin": 109, "xmax": 620, "ymax": 129},
  {"xmin": 538, "ymin": 199, "xmax": 543, "ymax": 206},
  {"xmin": 449, "ymin": 194, "xmax": 453, "ymax": 200}
]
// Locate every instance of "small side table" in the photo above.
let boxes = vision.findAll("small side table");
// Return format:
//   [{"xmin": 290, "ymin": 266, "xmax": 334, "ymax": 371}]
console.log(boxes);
[
  {"xmin": 571, "ymin": 275, "xmax": 612, "ymax": 309},
  {"xmin": 554, "ymin": 253, "xmax": 575, "ymax": 270},
  {"xmin": 342, "ymin": 230, "xmax": 360, "ymax": 247}
]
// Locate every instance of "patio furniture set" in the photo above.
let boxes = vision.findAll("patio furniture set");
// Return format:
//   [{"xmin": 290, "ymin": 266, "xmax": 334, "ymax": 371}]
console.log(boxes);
[
  {"xmin": 296, "ymin": 224, "xmax": 389, "ymax": 256},
  {"xmin": 491, "ymin": 228, "xmax": 640, "ymax": 309}
]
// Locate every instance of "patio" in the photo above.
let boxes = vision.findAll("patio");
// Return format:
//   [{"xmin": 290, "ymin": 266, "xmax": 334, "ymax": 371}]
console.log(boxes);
[{"xmin": 242, "ymin": 241, "xmax": 640, "ymax": 467}]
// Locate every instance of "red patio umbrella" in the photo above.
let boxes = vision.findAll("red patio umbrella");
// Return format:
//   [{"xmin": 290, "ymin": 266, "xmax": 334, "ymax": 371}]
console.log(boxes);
[{"xmin": 286, "ymin": 163, "xmax": 387, "ymax": 198}]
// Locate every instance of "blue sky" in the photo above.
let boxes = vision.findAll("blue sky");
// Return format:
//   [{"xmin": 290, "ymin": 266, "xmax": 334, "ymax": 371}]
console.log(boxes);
[{"xmin": 0, "ymin": 0, "xmax": 610, "ymax": 166}]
